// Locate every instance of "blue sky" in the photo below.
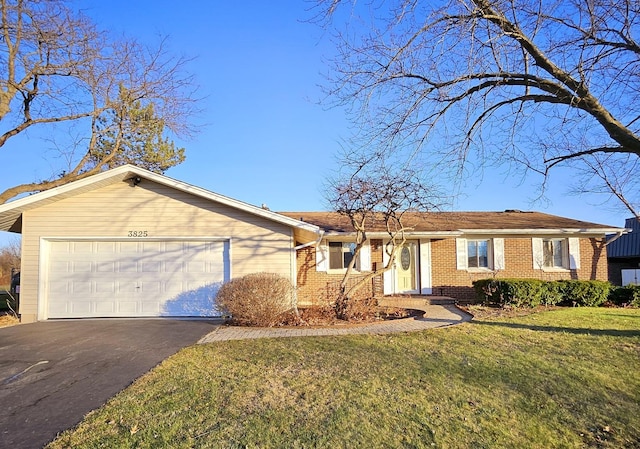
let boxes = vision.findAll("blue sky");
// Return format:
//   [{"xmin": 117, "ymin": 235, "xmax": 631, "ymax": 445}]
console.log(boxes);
[{"xmin": 0, "ymin": 1, "xmax": 630, "ymax": 246}]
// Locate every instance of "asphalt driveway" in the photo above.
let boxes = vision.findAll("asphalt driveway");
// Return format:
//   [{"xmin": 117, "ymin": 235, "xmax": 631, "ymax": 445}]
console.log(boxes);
[{"xmin": 0, "ymin": 319, "xmax": 220, "ymax": 449}]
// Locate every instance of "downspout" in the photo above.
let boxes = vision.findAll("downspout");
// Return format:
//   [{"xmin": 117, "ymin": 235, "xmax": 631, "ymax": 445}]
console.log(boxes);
[
  {"xmin": 604, "ymin": 229, "xmax": 629, "ymax": 247},
  {"xmin": 292, "ymin": 230, "xmax": 325, "ymax": 312},
  {"xmin": 294, "ymin": 230, "xmax": 325, "ymax": 251}
]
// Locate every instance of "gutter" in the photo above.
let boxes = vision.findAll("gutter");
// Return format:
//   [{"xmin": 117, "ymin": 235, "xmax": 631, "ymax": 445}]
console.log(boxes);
[
  {"xmin": 604, "ymin": 228, "xmax": 631, "ymax": 247},
  {"xmin": 294, "ymin": 230, "xmax": 325, "ymax": 250}
]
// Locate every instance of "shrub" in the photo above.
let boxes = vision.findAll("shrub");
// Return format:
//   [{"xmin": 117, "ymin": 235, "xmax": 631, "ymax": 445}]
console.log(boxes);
[
  {"xmin": 335, "ymin": 296, "xmax": 379, "ymax": 322},
  {"xmin": 556, "ymin": 280, "xmax": 612, "ymax": 307},
  {"xmin": 475, "ymin": 278, "xmax": 615, "ymax": 308},
  {"xmin": 473, "ymin": 279, "xmax": 562, "ymax": 308},
  {"xmin": 609, "ymin": 285, "xmax": 640, "ymax": 307},
  {"xmin": 215, "ymin": 272, "xmax": 295, "ymax": 327}
]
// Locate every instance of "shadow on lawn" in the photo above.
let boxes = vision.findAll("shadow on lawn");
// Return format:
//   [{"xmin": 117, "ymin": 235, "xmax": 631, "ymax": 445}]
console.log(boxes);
[{"xmin": 470, "ymin": 320, "xmax": 640, "ymax": 338}]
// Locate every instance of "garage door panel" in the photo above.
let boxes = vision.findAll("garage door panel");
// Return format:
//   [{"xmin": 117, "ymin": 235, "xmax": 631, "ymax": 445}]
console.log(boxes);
[
  {"xmin": 70, "ymin": 301, "xmax": 92, "ymax": 315},
  {"xmin": 115, "ymin": 301, "xmax": 136, "ymax": 313},
  {"xmin": 95, "ymin": 281, "xmax": 116, "ymax": 294},
  {"xmin": 70, "ymin": 281, "xmax": 92, "ymax": 294},
  {"xmin": 71, "ymin": 261, "xmax": 93, "ymax": 273},
  {"xmin": 95, "ymin": 301, "xmax": 115, "ymax": 314},
  {"xmin": 140, "ymin": 281, "xmax": 162, "ymax": 294},
  {"xmin": 96, "ymin": 261, "xmax": 116, "ymax": 273},
  {"xmin": 46, "ymin": 240, "xmax": 229, "ymax": 319},
  {"xmin": 141, "ymin": 261, "xmax": 161, "ymax": 272}
]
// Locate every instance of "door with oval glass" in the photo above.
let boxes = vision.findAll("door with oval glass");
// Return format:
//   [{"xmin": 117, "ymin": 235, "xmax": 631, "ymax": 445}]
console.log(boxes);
[{"xmin": 397, "ymin": 240, "xmax": 419, "ymax": 293}]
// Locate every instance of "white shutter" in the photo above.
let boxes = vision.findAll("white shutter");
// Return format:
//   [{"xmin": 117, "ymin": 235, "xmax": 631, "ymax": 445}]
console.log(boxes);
[
  {"xmin": 456, "ymin": 238, "xmax": 467, "ymax": 270},
  {"xmin": 358, "ymin": 240, "xmax": 371, "ymax": 272},
  {"xmin": 316, "ymin": 241, "xmax": 328, "ymax": 272},
  {"xmin": 493, "ymin": 238, "xmax": 505, "ymax": 270},
  {"xmin": 532, "ymin": 238, "xmax": 544, "ymax": 269},
  {"xmin": 419, "ymin": 239, "xmax": 432, "ymax": 294},
  {"xmin": 568, "ymin": 238, "xmax": 580, "ymax": 269},
  {"xmin": 382, "ymin": 240, "xmax": 394, "ymax": 294}
]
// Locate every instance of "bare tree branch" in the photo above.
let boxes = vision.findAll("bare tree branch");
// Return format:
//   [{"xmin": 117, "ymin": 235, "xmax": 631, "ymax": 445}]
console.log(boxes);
[
  {"xmin": 316, "ymin": 0, "xmax": 640, "ymax": 218},
  {"xmin": 0, "ymin": 0, "xmax": 200, "ymax": 203}
]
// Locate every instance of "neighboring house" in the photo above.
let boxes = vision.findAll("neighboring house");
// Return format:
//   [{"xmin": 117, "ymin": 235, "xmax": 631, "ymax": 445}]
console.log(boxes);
[
  {"xmin": 279, "ymin": 211, "xmax": 626, "ymax": 303},
  {"xmin": 0, "ymin": 165, "xmax": 626, "ymax": 322},
  {"xmin": 607, "ymin": 218, "xmax": 640, "ymax": 286}
]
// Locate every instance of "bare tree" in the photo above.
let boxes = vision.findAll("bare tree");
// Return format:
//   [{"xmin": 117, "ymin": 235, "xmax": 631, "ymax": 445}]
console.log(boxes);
[
  {"xmin": 326, "ymin": 150, "xmax": 445, "ymax": 318},
  {"xmin": 315, "ymin": 0, "xmax": 640, "ymax": 218},
  {"xmin": 0, "ymin": 237, "xmax": 20, "ymax": 286},
  {"xmin": 0, "ymin": 0, "xmax": 198, "ymax": 203}
]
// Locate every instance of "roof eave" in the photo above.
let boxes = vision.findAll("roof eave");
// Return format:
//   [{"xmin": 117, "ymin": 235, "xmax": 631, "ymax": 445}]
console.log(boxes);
[
  {"xmin": 0, "ymin": 165, "xmax": 322, "ymax": 236},
  {"xmin": 458, "ymin": 227, "xmax": 628, "ymax": 235}
]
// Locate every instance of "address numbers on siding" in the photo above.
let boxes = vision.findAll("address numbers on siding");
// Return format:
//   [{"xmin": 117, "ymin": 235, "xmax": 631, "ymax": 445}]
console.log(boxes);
[{"xmin": 127, "ymin": 231, "xmax": 149, "ymax": 237}]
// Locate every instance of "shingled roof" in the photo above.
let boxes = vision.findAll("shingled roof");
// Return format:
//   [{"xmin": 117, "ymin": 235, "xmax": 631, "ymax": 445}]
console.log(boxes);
[{"xmin": 278, "ymin": 210, "xmax": 622, "ymax": 235}]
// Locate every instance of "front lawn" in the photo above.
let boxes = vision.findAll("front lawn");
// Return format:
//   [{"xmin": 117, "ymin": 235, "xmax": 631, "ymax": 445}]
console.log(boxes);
[{"xmin": 49, "ymin": 308, "xmax": 640, "ymax": 448}]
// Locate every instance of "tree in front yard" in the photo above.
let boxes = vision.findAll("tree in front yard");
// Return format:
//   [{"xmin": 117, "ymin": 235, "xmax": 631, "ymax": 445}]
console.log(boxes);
[
  {"xmin": 0, "ymin": 0, "xmax": 198, "ymax": 203},
  {"xmin": 325, "ymin": 149, "xmax": 446, "ymax": 319},
  {"xmin": 315, "ymin": 0, "xmax": 640, "ymax": 218},
  {"xmin": 0, "ymin": 237, "xmax": 20, "ymax": 287}
]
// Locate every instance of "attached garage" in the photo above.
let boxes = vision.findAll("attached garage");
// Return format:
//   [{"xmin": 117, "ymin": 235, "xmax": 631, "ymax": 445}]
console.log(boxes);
[
  {"xmin": 44, "ymin": 239, "xmax": 230, "ymax": 319},
  {"xmin": 0, "ymin": 165, "xmax": 321, "ymax": 323}
]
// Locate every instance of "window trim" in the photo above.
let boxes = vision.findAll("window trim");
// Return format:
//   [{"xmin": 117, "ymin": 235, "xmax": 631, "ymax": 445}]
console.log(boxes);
[
  {"xmin": 532, "ymin": 237, "xmax": 581, "ymax": 271},
  {"xmin": 456, "ymin": 238, "xmax": 504, "ymax": 272},
  {"xmin": 542, "ymin": 238, "xmax": 568, "ymax": 269},
  {"xmin": 329, "ymin": 241, "xmax": 356, "ymax": 270},
  {"xmin": 467, "ymin": 239, "xmax": 491, "ymax": 269},
  {"xmin": 316, "ymin": 239, "xmax": 371, "ymax": 273}
]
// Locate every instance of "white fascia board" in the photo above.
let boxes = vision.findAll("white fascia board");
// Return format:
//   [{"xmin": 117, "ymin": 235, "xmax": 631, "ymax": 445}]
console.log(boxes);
[
  {"xmin": 321, "ymin": 231, "xmax": 463, "ymax": 239},
  {"xmin": 321, "ymin": 227, "xmax": 628, "ymax": 239},
  {"xmin": 458, "ymin": 228, "xmax": 629, "ymax": 236},
  {"xmin": 0, "ymin": 167, "xmax": 128, "ymax": 213},
  {"xmin": 0, "ymin": 164, "xmax": 321, "ymax": 236}
]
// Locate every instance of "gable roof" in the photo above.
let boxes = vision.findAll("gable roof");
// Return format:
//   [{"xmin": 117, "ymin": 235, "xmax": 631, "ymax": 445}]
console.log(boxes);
[
  {"xmin": 0, "ymin": 165, "xmax": 321, "ymax": 242},
  {"xmin": 607, "ymin": 218, "xmax": 640, "ymax": 258},
  {"xmin": 279, "ymin": 211, "xmax": 625, "ymax": 237}
]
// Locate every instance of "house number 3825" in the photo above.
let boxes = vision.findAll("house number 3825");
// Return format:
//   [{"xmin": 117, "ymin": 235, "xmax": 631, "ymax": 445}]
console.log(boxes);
[{"xmin": 128, "ymin": 230, "xmax": 148, "ymax": 237}]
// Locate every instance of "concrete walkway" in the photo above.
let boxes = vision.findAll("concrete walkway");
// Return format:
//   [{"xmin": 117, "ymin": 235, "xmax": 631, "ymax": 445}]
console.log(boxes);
[{"xmin": 198, "ymin": 304, "xmax": 472, "ymax": 343}]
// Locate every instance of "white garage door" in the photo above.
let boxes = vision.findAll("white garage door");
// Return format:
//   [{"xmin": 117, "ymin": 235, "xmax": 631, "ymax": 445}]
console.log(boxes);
[{"xmin": 46, "ymin": 240, "xmax": 229, "ymax": 319}]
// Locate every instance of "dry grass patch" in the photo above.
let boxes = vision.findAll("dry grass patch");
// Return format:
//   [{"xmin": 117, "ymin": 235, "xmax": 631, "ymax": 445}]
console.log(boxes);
[
  {"xmin": 0, "ymin": 313, "xmax": 19, "ymax": 328},
  {"xmin": 48, "ymin": 308, "xmax": 640, "ymax": 448}
]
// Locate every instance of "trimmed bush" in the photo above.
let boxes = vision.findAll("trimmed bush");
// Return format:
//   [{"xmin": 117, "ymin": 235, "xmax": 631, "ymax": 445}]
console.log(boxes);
[
  {"xmin": 609, "ymin": 285, "xmax": 640, "ymax": 307},
  {"xmin": 473, "ymin": 278, "xmax": 563, "ymax": 308},
  {"xmin": 215, "ymin": 272, "xmax": 295, "ymax": 327},
  {"xmin": 473, "ymin": 278, "xmax": 612, "ymax": 308},
  {"xmin": 557, "ymin": 280, "xmax": 612, "ymax": 307}
]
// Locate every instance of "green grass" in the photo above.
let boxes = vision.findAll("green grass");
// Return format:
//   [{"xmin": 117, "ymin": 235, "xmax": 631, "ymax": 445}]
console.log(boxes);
[{"xmin": 48, "ymin": 308, "xmax": 640, "ymax": 448}]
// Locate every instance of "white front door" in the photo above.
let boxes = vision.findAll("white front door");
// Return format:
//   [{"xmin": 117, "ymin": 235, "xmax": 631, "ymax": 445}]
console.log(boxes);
[
  {"xmin": 396, "ymin": 241, "xmax": 419, "ymax": 293},
  {"xmin": 383, "ymin": 240, "xmax": 421, "ymax": 294}
]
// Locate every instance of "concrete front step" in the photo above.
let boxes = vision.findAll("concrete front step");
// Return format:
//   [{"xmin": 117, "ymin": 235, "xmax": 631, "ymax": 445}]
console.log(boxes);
[{"xmin": 378, "ymin": 295, "xmax": 457, "ymax": 308}]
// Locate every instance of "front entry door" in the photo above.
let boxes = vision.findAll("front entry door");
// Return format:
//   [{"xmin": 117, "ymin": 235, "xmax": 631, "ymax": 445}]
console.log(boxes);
[{"xmin": 396, "ymin": 241, "xmax": 418, "ymax": 293}]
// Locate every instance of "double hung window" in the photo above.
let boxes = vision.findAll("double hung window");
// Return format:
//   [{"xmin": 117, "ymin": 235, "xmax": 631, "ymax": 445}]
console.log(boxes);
[
  {"xmin": 329, "ymin": 242, "xmax": 357, "ymax": 270},
  {"xmin": 467, "ymin": 240, "xmax": 489, "ymax": 268},
  {"xmin": 542, "ymin": 239, "xmax": 567, "ymax": 269}
]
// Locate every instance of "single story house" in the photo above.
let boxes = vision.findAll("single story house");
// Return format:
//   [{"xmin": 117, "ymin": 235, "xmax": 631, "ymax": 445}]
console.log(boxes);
[
  {"xmin": 280, "ymin": 211, "xmax": 627, "ymax": 303},
  {"xmin": 0, "ymin": 165, "xmax": 626, "ymax": 322},
  {"xmin": 607, "ymin": 217, "xmax": 640, "ymax": 285}
]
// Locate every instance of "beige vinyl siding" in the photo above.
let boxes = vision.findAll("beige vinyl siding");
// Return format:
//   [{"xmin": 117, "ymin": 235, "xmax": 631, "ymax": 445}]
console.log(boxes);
[{"xmin": 19, "ymin": 180, "xmax": 294, "ymax": 321}]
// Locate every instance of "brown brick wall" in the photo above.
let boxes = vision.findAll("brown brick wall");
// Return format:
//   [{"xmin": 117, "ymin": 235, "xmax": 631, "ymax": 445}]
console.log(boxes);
[
  {"xmin": 430, "ymin": 237, "xmax": 608, "ymax": 301},
  {"xmin": 295, "ymin": 246, "xmax": 375, "ymax": 306},
  {"xmin": 296, "ymin": 237, "xmax": 609, "ymax": 304}
]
